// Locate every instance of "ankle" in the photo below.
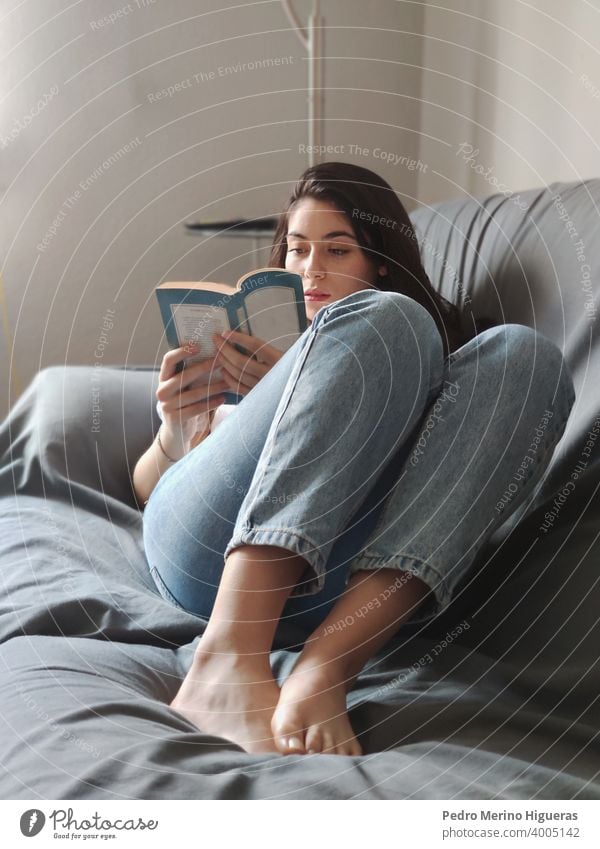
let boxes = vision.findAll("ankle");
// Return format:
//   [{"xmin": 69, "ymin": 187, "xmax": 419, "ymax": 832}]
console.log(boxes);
[
  {"xmin": 194, "ymin": 627, "xmax": 273, "ymax": 665},
  {"xmin": 287, "ymin": 651, "xmax": 355, "ymax": 692}
]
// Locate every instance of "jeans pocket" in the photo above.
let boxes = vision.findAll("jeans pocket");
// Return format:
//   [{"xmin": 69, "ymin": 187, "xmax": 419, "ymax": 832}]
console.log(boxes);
[{"xmin": 149, "ymin": 566, "xmax": 186, "ymax": 611}]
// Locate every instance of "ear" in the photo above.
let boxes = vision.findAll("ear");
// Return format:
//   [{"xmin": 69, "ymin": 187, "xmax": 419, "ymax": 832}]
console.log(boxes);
[{"xmin": 377, "ymin": 264, "xmax": 388, "ymax": 277}]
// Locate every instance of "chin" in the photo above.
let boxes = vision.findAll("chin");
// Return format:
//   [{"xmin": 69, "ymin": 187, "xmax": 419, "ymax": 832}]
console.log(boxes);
[{"xmin": 306, "ymin": 305, "xmax": 325, "ymax": 323}]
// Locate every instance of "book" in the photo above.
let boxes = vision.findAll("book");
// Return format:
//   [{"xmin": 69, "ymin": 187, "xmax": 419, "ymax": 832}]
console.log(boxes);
[{"xmin": 155, "ymin": 267, "xmax": 308, "ymax": 405}]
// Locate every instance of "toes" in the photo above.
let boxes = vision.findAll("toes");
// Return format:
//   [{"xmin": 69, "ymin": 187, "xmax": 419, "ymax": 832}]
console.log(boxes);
[
  {"xmin": 306, "ymin": 725, "xmax": 363, "ymax": 757},
  {"xmin": 320, "ymin": 730, "xmax": 337, "ymax": 755},
  {"xmin": 272, "ymin": 706, "xmax": 307, "ymax": 755},
  {"xmin": 274, "ymin": 730, "xmax": 306, "ymax": 755},
  {"xmin": 275, "ymin": 734, "xmax": 306, "ymax": 755},
  {"xmin": 305, "ymin": 725, "xmax": 323, "ymax": 754}
]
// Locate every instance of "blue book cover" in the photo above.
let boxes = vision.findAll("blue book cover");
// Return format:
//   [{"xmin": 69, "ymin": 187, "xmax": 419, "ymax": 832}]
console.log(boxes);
[{"xmin": 155, "ymin": 267, "xmax": 308, "ymax": 405}]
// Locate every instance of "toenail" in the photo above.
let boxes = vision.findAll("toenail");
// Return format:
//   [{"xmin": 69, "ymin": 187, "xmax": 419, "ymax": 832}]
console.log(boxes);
[
  {"xmin": 287, "ymin": 736, "xmax": 303, "ymax": 750},
  {"xmin": 307, "ymin": 748, "xmax": 316, "ymax": 754}
]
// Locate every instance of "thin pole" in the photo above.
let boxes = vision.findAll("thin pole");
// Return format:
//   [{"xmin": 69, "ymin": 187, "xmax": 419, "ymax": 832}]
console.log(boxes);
[{"xmin": 308, "ymin": 0, "xmax": 323, "ymax": 166}]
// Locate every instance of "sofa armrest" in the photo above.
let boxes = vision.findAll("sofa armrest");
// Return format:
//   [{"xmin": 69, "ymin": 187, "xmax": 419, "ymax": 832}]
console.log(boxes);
[{"xmin": 0, "ymin": 365, "xmax": 160, "ymax": 508}]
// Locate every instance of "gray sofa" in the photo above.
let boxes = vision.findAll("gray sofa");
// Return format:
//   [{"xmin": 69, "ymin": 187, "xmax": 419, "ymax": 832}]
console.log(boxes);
[{"xmin": 1, "ymin": 179, "xmax": 598, "ymax": 799}]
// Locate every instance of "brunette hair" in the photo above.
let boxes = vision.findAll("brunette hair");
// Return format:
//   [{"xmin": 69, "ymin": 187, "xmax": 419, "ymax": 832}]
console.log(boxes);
[{"xmin": 269, "ymin": 161, "xmax": 494, "ymax": 357}]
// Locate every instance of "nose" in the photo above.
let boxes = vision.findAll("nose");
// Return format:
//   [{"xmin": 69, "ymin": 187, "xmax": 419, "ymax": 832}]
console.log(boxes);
[{"xmin": 303, "ymin": 246, "xmax": 325, "ymax": 279}]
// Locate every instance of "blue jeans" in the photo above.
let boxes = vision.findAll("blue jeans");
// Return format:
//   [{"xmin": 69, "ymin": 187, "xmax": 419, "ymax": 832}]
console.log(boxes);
[{"xmin": 143, "ymin": 289, "xmax": 576, "ymax": 647}]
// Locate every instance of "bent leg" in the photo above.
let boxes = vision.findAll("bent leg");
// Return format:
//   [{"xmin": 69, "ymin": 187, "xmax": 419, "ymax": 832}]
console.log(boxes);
[
  {"xmin": 168, "ymin": 544, "xmax": 308, "ymax": 754},
  {"xmin": 144, "ymin": 288, "xmax": 444, "ymax": 641},
  {"xmin": 272, "ymin": 565, "xmax": 430, "ymax": 755},
  {"xmin": 348, "ymin": 323, "xmax": 577, "ymax": 624},
  {"xmin": 157, "ymin": 289, "xmax": 445, "ymax": 753},
  {"xmin": 223, "ymin": 288, "xmax": 444, "ymax": 598},
  {"xmin": 142, "ymin": 317, "xmax": 326, "ymax": 625},
  {"xmin": 271, "ymin": 324, "xmax": 577, "ymax": 755}
]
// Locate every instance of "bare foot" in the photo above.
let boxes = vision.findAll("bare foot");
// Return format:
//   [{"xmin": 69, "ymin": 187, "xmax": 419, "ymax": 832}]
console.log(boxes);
[
  {"xmin": 169, "ymin": 646, "xmax": 281, "ymax": 754},
  {"xmin": 271, "ymin": 662, "xmax": 363, "ymax": 756}
]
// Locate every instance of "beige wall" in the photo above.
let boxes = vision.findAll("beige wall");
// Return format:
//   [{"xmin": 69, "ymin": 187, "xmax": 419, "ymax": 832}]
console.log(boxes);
[
  {"xmin": 0, "ymin": 0, "xmax": 425, "ymax": 416},
  {"xmin": 417, "ymin": 0, "xmax": 600, "ymax": 204},
  {"xmin": 1, "ymin": 0, "xmax": 598, "ymax": 416}
]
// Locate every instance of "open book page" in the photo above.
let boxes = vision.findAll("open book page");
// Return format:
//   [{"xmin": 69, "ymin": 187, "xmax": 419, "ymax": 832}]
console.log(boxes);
[
  {"xmin": 243, "ymin": 285, "xmax": 303, "ymax": 352},
  {"xmin": 169, "ymin": 302, "xmax": 231, "ymax": 390},
  {"xmin": 170, "ymin": 303, "xmax": 229, "ymax": 359}
]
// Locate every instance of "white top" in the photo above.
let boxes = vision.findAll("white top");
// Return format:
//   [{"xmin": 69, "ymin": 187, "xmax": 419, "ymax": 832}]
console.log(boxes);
[{"xmin": 155, "ymin": 399, "xmax": 236, "ymax": 432}]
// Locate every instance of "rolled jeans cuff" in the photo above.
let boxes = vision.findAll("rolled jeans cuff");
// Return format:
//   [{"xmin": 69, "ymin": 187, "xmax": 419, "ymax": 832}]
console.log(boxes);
[
  {"xmin": 223, "ymin": 525, "xmax": 326, "ymax": 597},
  {"xmin": 349, "ymin": 552, "xmax": 452, "ymax": 620}
]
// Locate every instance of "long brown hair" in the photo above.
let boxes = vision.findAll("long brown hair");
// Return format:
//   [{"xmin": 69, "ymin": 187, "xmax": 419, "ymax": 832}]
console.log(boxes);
[{"xmin": 269, "ymin": 161, "xmax": 490, "ymax": 357}]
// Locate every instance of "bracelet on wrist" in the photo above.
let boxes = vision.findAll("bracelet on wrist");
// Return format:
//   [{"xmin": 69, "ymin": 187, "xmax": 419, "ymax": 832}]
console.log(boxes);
[{"xmin": 156, "ymin": 426, "xmax": 178, "ymax": 463}]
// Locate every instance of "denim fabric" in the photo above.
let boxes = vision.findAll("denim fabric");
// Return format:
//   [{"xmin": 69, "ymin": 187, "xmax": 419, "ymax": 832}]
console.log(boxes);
[{"xmin": 142, "ymin": 289, "xmax": 576, "ymax": 645}]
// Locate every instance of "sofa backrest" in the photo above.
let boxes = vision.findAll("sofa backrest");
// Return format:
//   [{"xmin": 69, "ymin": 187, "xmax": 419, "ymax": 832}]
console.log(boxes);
[{"xmin": 410, "ymin": 179, "xmax": 599, "ymax": 480}]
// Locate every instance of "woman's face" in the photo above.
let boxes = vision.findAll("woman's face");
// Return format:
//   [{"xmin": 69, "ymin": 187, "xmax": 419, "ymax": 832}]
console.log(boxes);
[{"xmin": 284, "ymin": 198, "xmax": 387, "ymax": 323}]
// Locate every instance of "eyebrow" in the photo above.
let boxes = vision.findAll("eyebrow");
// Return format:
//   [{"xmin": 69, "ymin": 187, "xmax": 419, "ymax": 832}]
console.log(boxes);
[{"xmin": 286, "ymin": 230, "xmax": 357, "ymax": 241}]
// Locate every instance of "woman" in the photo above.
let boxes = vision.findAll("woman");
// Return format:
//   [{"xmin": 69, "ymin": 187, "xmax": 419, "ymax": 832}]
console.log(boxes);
[{"xmin": 135, "ymin": 162, "xmax": 575, "ymax": 758}]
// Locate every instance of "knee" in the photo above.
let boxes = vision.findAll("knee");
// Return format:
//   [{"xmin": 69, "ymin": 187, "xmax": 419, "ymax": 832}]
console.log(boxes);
[
  {"xmin": 316, "ymin": 288, "xmax": 443, "ymax": 358},
  {"xmin": 481, "ymin": 323, "xmax": 575, "ymax": 410},
  {"xmin": 480, "ymin": 322, "xmax": 558, "ymax": 370},
  {"xmin": 499, "ymin": 323, "xmax": 565, "ymax": 370}
]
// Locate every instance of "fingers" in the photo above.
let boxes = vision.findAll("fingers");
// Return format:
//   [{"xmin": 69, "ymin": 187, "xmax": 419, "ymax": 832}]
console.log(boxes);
[
  {"xmin": 163, "ymin": 395, "xmax": 227, "ymax": 422},
  {"xmin": 212, "ymin": 330, "xmax": 287, "ymax": 395},
  {"xmin": 219, "ymin": 356, "xmax": 270, "ymax": 394},
  {"xmin": 218, "ymin": 365, "xmax": 256, "ymax": 396},
  {"xmin": 159, "ymin": 342, "xmax": 201, "ymax": 382},
  {"xmin": 157, "ymin": 343, "xmax": 231, "ymax": 443},
  {"xmin": 213, "ymin": 333, "xmax": 282, "ymax": 393},
  {"xmin": 160, "ymin": 379, "xmax": 230, "ymax": 413},
  {"xmin": 214, "ymin": 334, "xmax": 265, "ymax": 380},
  {"xmin": 157, "ymin": 347, "xmax": 221, "ymax": 403},
  {"xmin": 158, "ymin": 332, "xmax": 281, "ymax": 406},
  {"xmin": 220, "ymin": 330, "xmax": 283, "ymax": 367}
]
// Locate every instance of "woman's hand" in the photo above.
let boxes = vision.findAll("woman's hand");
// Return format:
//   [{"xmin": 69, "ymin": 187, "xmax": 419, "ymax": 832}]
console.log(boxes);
[
  {"xmin": 213, "ymin": 330, "xmax": 284, "ymax": 397},
  {"xmin": 156, "ymin": 343, "xmax": 229, "ymax": 448}
]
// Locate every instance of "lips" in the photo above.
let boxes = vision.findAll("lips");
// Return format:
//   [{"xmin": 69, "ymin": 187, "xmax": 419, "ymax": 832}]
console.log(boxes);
[{"xmin": 305, "ymin": 290, "xmax": 330, "ymax": 300}]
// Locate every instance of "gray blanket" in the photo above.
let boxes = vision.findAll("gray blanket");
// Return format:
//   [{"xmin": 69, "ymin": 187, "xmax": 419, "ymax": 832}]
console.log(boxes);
[{"xmin": 1, "ymin": 179, "xmax": 599, "ymax": 799}]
